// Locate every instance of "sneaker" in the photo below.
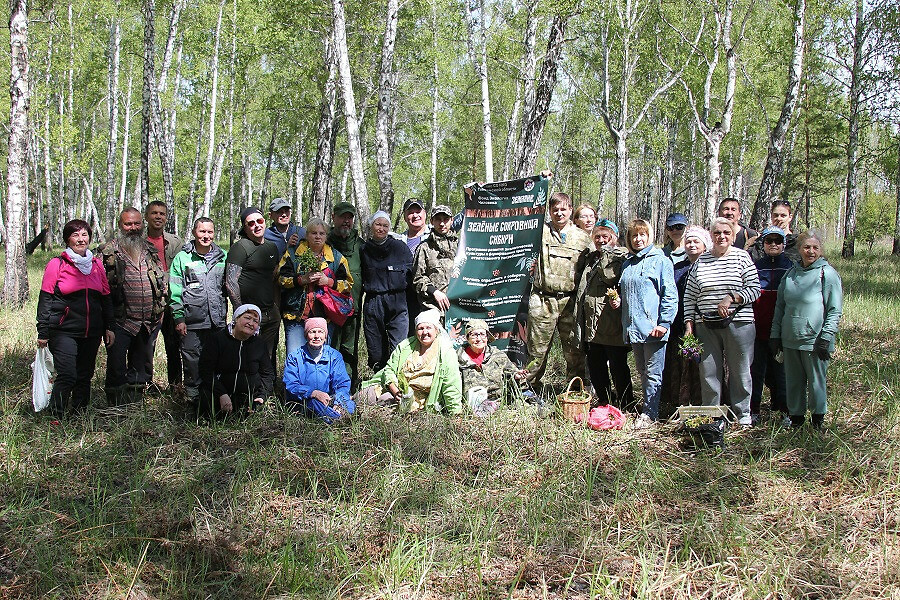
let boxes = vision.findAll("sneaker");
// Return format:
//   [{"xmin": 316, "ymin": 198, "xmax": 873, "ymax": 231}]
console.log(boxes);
[{"xmin": 633, "ymin": 413, "xmax": 655, "ymax": 430}]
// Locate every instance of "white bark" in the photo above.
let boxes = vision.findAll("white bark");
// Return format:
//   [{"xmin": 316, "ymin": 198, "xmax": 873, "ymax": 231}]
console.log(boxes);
[
  {"xmin": 332, "ymin": 0, "xmax": 371, "ymax": 224},
  {"xmin": 4, "ymin": 0, "xmax": 30, "ymax": 306},
  {"xmin": 508, "ymin": 0, "xmax": 537, "ymax": 178},
  {"xmin": 119, "ymin": 66, "xmax": 133, "ymax": 214},
  {"xmin": 842, "ymin": 0, "xmax": 863, "ymax": 258},
  {"xmin": 106, "ymin": 12, "xmax": 121, "ymax": 231},
  {"xmin": 374, "ymin": 0, "xmax": 399, "ymax": 213},
  {"xmin": 430, "ymin": 0, "xmax": 439, "ymax": 208},
  {"xmin": 202, "ymin": 0, "xmax": 225, "ymax": 217},
  {"xmin": 465, "ymin": 0, "xmax": 494, "ymax": 181}
]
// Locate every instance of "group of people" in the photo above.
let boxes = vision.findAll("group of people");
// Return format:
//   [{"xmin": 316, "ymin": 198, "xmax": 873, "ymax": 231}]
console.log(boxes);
[{"xmin": 36, "ymin": 188, "xmax": 842, "ymax": 430}]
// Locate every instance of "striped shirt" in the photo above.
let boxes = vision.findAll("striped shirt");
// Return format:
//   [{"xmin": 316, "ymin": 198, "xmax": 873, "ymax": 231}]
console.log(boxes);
[{"xmin": 683, "ymin": 248, "xmax": 761, "ymax": 324}]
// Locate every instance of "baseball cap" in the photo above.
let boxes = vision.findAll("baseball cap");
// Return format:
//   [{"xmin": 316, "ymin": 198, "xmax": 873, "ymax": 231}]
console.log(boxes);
[
  {"xmin": 665, "ymin": 213, "xmax": 688, "ymax": 228},
  {"xmin": 268, "ymin": 198, "xmax": 291, "ymax": 213},
  {"xmin": 760, "ymin": 226, "xmax": 786, "ymax": 241},
  {"xmin": 332, "ymin": 201, "xmax": 356, "ymax": 216},
  {"xmin": 432, "ymin": 205, "xmax": 453, "ymax": 217},
  {"xmin": 403, "ymin": 198, "xmax": 424, "ymax": 212}
]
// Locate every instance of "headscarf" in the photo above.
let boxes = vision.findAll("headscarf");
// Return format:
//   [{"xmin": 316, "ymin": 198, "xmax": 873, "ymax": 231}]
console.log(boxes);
[
  {"xmin": 415, "ymin": 309, "xmax": 443, "ymax": 330},
  {"xmin": 305, "ymin": 317, "xmax": 328, "ymax": 333},
  {"xmin": 229, "ymin": 304, "xmax": 261, "ymax": 336},
  {"xmin": 369, "ymin": 210, "xmax": 392, "ymax": 245},
  {"xmin": 684, "ymin": 225, "xmax": 712, "ymax": 252}
]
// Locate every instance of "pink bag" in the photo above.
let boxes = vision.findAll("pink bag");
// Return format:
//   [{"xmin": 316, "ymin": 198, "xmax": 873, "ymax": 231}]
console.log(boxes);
[{"xmin": 576, "ymin": 405, "xmax": 625, "ymax": 430}]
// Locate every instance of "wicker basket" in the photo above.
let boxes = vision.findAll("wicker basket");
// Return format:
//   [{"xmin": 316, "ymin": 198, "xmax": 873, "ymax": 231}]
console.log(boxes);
[{"xmin": 557, "ymin": 377, "xmax": 590, "ymax": 422}]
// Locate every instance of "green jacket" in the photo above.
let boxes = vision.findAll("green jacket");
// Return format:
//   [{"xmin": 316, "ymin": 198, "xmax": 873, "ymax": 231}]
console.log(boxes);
[
  {"xmin": 327, "ymin": 229, "xmax": 363, "ymax": 305},
  {"xmin": 771, "ymin": 257, "xmax": 843, "ymax": 351},
  {"xmin": 168, "ymin": 242, "xmax": 227, "ymax": 329},
  {"xmin": 534, "ymin": 221, "xmax": 591, "ymax": 294},
  {"xmin": 574, "ymin": 246, "xmax": 629, "ymax": 347},
  {"xmin": 363, "ymin": 334, "xmax": 463, "ymax": 415}
]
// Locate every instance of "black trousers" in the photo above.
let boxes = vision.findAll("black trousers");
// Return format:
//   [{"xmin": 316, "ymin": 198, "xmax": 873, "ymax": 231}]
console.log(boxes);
[
  {"xmin": 257, "ymin": 306, "xmax": 280, "ymax": 399},
  {"xmin": 585, "ymin": 343, "xmax": 636, "ymax": 411},
  {"xmin": 48, "ymin": 334, "xmax": 102, "ymax": 413},
  {"xmin": 180, "ymin": 328, "xmax": 218, "ymax": 399},
  {"xmin": 363, "ymin": 290, "xmax": 409, "ymax": 372},
  {"xmin": 106, "ymin": 320, "xmax": 160, "ymax": 391},
  {"xmin": 146, "ymin": 309, "xmax": 183, "ymax": 386}
]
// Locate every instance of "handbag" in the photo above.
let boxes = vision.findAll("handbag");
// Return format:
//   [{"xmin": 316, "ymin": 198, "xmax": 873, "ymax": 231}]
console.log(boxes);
[
  {"xmin": 314, "ymin": 286, "xmax": 354, "ymax": 326},
  {"xmin": 32, "ymin": 347, "xmax": 55, "ymax": 412}
]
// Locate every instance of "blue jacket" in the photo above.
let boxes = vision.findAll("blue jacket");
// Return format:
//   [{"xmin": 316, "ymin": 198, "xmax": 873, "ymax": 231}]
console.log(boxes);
[
  {"xmin": 283, "ymin": 343, "xmax": 353, "ymax": 411},
  {"xmin": 265, "ymin": 223, "xmax": 306, "ymax": 257},
  {"xmin": 620, "ymin": 245, "xmax": 678, "ymax": 343}
]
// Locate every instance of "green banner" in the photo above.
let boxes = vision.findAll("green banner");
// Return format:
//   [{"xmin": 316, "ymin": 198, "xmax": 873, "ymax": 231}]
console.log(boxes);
[{"xmin": 446, "ymin": 175, "xmax": 547, "ymax": 366}]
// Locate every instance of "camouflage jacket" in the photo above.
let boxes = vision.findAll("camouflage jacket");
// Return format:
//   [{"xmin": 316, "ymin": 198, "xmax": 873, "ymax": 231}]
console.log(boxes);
[
  {"xmin": 97, "ymin": 238, "xmax": 169, "ymax": 322},
  {"xmin": 533, "ymin": 221, "xmax": 591, "ymax": 294},
  {"xmin": 457, "ymin": 345, "xmax": 518, "ymax": 401},
  {"xmin": 574, "ymin": 246, "xmax": 629, "ymax": 347},
  {"xmin": 412, "ymin": 230, "xmax": 459, "ymax": 310}
]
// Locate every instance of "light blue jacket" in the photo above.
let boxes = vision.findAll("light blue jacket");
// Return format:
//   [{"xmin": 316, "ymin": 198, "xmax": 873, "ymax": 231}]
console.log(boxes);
[
  {"xmin": 619, "ymin": 245, "xmax": 678, "ymax": 343},
  {"xmin": 283, "ymin": 344, "xmax": 353, "ymax": 412}
]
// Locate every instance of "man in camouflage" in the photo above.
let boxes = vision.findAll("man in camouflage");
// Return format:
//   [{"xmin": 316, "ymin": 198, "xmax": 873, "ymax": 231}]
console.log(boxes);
[
  {"xmin": 99, "ymin": 207, "xmax": 169, "ymax": 403},
  {"xmin": 412, "ymin": 205, "xmax": 458, "ymax": 313},
  {"xmin": 326, "ymin": 201, "xmax": 364, "ymax": 389},
  {"xmin": 525, "ymin": 191, "xmax": 592, "ymax": 386}
]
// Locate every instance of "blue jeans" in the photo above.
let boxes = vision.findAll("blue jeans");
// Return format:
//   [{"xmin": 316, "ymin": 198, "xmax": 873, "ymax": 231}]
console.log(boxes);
[{"xmin": 632, "ymin": 340, "xmax": 667, "ymax": 421}]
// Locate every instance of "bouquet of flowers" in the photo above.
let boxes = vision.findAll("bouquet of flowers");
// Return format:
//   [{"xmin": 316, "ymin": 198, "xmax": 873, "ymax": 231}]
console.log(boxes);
[
  {"xmin": 679, "ymin": 333, "xmax": 703, "ymax": 363},
  {"xmin": 606, "ymin": 288, "xmax": 620, "ymax": 302},
  {"xmin": 295, "ymin": 248, "xmax": 321, "ymax": 275}
]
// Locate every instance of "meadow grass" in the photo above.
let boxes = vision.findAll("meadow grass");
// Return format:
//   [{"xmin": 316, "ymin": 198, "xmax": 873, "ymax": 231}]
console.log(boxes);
[{"xmin": 0, "ymin": 248, "xmax": 898, "ymax": 598}]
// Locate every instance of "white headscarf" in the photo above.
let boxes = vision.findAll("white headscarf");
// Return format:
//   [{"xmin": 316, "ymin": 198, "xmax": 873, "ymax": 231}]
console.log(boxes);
[
  {"xmin": 415, "ymin": 309, "xmax": 443, "ymax": 330},
  {"xmin": 229, "ymin": 304, "xmax": 262, "ymax": 336}
]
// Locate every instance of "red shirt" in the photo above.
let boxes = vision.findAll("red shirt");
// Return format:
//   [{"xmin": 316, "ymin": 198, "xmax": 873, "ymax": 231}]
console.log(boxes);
[{"xmin": 147, "ymin": 235, "xmax": 167, "ymax": 270}]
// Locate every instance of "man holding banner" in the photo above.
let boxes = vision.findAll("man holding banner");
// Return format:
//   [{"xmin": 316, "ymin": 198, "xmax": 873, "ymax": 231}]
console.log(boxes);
[
  {"xmin": 412, "ymin": 205, "xmax": 459, "ymax": 312},
  {"xmin": 524, "ymin": 191, "xmax": 592, "ymax": 387}
]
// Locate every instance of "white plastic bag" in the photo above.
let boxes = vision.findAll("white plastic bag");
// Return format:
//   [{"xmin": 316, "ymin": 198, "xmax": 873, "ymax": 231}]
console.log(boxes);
[{"xmin": 31, "ymin": 347, "xmax": 56, "ymax": 412}]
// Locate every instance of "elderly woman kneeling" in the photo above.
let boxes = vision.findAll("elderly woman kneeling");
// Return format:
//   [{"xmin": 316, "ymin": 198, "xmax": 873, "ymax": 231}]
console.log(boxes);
[
  {"xmin": 457, "ymin": 319, "xmax": 527, "ymax": 414},
  {"xmin": 358, "ymin": 309, "xmax": 463, "ymax": 414},
  {"xmin": 283, "ymin": 317, "xmax": 353, "ymax": 423}
]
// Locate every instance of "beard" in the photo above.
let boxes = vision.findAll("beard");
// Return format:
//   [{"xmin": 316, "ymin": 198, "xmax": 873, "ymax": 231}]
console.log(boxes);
[
  {"xmin": 118, "ymin": 229, "xmax": 145, "ymax": 261},
  {"xmin": 334, "ymin": 224, "xmax": 351, "ymax": 239}
]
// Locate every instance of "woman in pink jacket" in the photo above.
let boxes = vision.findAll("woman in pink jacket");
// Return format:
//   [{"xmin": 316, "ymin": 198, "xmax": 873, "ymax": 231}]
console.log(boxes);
[{"xmin": 36, "ymin": 220, "xmax": 115, "ymax": 415}]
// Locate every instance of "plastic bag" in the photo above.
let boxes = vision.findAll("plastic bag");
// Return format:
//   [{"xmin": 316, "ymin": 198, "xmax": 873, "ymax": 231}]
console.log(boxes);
[
  {"xmin": 577, "ymin": 404, "xmax": 625, "ymax": 430},
  {"xmin": 31, "ymin": 347, "xmax": 56, "ymax": 412}
]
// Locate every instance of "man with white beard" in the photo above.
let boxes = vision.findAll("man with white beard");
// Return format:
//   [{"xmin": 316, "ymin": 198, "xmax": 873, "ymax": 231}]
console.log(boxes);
[{"xmin": 99, "ymin": 207, "xmax": 169, "ymax": 404}]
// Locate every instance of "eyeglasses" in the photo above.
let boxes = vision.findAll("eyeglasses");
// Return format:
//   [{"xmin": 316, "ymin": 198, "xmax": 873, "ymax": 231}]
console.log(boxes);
[
  {"xmin": 764, "ymin": 237, "xmax": 784, "ymax": 244},
  {"xmin": 245, "ymin": 218, "xmax": 265, "ymax": 226},
  {"xmin": 666, "ymin": 224, "xmax": 686, "ymax": 231}
]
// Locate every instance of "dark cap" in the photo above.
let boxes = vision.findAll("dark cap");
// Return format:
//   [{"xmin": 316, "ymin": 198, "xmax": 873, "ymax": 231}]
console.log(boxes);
[
  {"xmin": 269, "ymin": 198, "xmax": 291, "ymax": 213},
  {"xmin": 239, "ymin": 206, "xmax": 263, "ymax": 226},
  {"xmin": 432, "ymin": 204, "xmax": 453, "ymax": 218},
  {"xmin": 332, "ymin": 201, "xmax": 356, "ymax": 216},
  {"xmin": 403, "ymin": 198, "xmax": 425, "ymax": 212},
  {"xmin": 665, "ymin": 213, "xmax": 688, "ymax": 228}
]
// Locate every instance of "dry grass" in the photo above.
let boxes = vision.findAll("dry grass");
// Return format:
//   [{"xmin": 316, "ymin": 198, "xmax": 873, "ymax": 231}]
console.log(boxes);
[{"xmin": 0, "ymin": 248, "xmax": 898, "ymax": 599}]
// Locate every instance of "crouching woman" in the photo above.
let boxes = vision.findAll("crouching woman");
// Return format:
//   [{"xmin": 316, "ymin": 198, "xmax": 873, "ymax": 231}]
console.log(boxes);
[
  {"xmin": 357, "ymin": 309, "xmax": 463, "ymax": 415},
  {"xmin": 197, "ymin": 304, "xmax": 272, "ymax": 417},
  {"xmin": 283, "ymin": 317, "xmax": 354, "ymax": 423}
]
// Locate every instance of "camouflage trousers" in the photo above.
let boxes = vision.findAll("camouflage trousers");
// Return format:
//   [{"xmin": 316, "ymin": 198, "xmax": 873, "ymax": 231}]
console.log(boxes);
[{"xmin": 525, "ymin": 292, "xmax": 586, "ymax": 386}]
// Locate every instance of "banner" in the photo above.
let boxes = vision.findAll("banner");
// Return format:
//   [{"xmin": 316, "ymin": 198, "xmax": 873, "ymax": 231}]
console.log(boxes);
[{"xmin": 445, "ymin": 175, "xmax": 547, "ymax": 366}]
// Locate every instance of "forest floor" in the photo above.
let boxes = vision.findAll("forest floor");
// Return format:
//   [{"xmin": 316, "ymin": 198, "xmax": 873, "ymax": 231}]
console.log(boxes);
[{"xmin": 0, "ymin": 247, "xmax": 898, "ymax": 599}]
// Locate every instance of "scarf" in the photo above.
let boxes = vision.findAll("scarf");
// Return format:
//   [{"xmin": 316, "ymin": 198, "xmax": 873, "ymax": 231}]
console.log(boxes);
[{"xmin": 66, "ymin": 247, "xmax": 94, "ymax": 275}]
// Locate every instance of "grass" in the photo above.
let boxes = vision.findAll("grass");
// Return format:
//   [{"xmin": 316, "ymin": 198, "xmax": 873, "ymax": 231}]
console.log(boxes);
[{"xmin": 0, "ymin": 247, "xmax": 899, "ymax": 598}]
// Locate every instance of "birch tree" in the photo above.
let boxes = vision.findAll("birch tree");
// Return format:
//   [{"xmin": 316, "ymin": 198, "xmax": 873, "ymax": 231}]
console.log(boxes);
[
  {"xmin": 465, "ymin": 0, "xmax": 494, "ymax": 182},
  {"xmin": 105, "ymin": 10, "xmax": 121, "ymax": 233},
  {"xmin": 4, "ymin": 0, "xmax": 30, "ymax": 307},
  {"xmin": 374, "ymin": 0, "xmax": 399, "ymax": 213},
  {"xmin": 201, "ymin": 0, "xmax": 226, "ymax": 218},
  {"xmin": 332, "ymin": 0, "xmax": 370, "ymax": 225},
  {"xmin": 750, "ymin": 0, "xmax": 805, "ymax": 230},
  {"xmin": 682, "ymin": 0, "xmax": 748, "ymax": 223}
]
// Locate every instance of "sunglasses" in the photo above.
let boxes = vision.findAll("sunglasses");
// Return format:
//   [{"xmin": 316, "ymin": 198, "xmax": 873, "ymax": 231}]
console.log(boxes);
[
  {"xmin": 771, "ymin": 200, "xmax": 791, "ymax": 210},
  {"xmin": 764, "ymin": 237, "xmax": 784, "ymax": 244},
  {"xmin": 666, "ymin": 224, "xmax": 686, "ymax": 231},
  {"xmin": 245, "ymin": 218, "xmax": 265, "ymax": 226}
]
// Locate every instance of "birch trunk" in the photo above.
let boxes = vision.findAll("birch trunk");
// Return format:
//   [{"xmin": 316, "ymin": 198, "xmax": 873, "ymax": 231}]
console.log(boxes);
[
  {"xmin": 465, "ymin": 0, "xmax": 493, "ymax": 181},
  {"xmin": 332, "ymin": 0, "xmax": 371, "ymax": 224},
  {"xmin": 311, "ymin": 29, "xmax": 338, "ymax": 220},
  {"xmin": 43, "ymin": 27, "xmax": 53, "ymax": 241},
  {"xmin": 202, "ymin": 0, "xmax": 225, "ymax": 218},
  {"xmin": 186, "ymin": 99, "xmax": 206, "ymax": 231},
  {"xmin": 893, "ymin": 134, "xmax": 900, "ymax": 255},
  {"xmin": 119, "ymin": 67, "xmax": 133, "ymax": 214},
  {"xmin": 140, "ymin": 0, "xmax": 155, "ymax": 208},
  {"xmin": 430, "ymin": 0, "xmax": 439, "ymax": 208},
  {"xmin": 841, "ymin": 0, "xmax": 863, "ymax": 258},
  {"xmin": 260, "ymin": 114, "xmax": 279, "ymax": 206},
  {"xmin": 106, "ymin": 12, "xmax": 121, "ymax": 232},
  {"xmin": 4, "ymin": 0, "xmax": 30, "ymax": 307},
  {"xmin": 750, "ymin": 0, "xmax": 805, "ymax": 230},
  {"xmin": 507, "ymin": 0, "xmax": 536, "ymax": 179},
  {"xmin": 515, "ymin": 13, "xmax": 567, "ymax": 178},
  {"xmin": 374, "ymin": 0, "xmax": 398, "ymax": 213}
]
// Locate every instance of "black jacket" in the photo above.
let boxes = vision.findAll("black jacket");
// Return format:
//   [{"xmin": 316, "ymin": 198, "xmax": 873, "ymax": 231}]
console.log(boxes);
[
  {"xmin": 198, "ymin": 328, "xmax": 272, "ymax": 400},
  {"xmin": 360, "ymin": 237, "xmax": 413, "ymax": 294}
]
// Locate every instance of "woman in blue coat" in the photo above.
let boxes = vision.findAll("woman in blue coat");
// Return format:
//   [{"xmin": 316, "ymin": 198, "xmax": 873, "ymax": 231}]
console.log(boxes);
[
  {"xmin": 283, "ymin": 317, "xmax": 354, "ymax": 423},
  {"xmin": 619, "ymin": 219, "xmax": 678, "ymax": 429}
]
